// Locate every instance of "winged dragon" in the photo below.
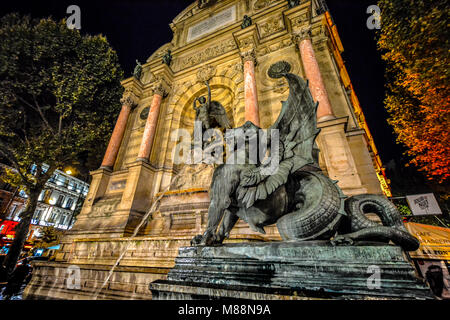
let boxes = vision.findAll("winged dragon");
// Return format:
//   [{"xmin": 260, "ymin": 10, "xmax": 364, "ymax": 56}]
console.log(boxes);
[{"xmin": 191, "ymin": 61, "xmax": 419, "ymax": 252}]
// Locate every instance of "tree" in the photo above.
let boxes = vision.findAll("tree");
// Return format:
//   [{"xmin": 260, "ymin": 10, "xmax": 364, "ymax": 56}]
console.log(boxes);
[
  {"xmin": 0, "ymin": 13, "xmax": 124, "ymax": 277},
  {"xmin": 32, "ymin": 226, "xmax": 62, "ymax": 249},
  {"xmin": 377, "ymin": 0, "xmax": 450, "ymax": 183}
]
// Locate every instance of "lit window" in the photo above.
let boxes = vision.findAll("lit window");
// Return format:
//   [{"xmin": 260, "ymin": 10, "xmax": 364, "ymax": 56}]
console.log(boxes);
[
  {"xmin": 33, "ymin": 209, "xmax": 42, "ymax": 220},
  {"xmin": 56, "ymin": 195, "xmax": 65, "ymax": 206},
  {"xmin": 66, "ymin": 198, "xmax": 74, "ymax": 209},
  {"xmin": 59, "ymin": 215, "xmax": 66, "ymax": 225}
]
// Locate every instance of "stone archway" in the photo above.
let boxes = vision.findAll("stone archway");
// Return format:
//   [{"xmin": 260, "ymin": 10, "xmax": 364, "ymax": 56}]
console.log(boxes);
[{"xmin": 168, "ymin": 78, "xmax": 236, "ymax": 191}]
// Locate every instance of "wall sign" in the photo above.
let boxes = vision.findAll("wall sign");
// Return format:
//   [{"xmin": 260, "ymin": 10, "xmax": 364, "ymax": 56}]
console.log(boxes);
[
  {"xmin": 404, "ymin": 222, "xmax": 450, "ymax": 260},
  {"xmin": 406, "ymin": 193, "xmax": 442, "ymax": 216}
]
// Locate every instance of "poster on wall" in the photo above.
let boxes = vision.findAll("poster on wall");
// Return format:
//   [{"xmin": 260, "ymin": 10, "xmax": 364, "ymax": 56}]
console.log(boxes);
[
  {"xmin": 416, "ymin": 260, "xmax": 450, "ymax": 299},
  {"xmin": 404, "ymin": 222, "xmax": 450, "ymax": 260},
  {"xmin": 406, "ymin": 193, "xmax": 442, "ymax": 216}
]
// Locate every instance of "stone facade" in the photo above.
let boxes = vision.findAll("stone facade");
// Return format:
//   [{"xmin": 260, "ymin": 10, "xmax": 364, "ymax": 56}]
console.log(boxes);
[
  {"xmin": 24, "ymin": 0, "xmax": 391, "ymax": 300},
  {"xmin": 0, "ymin": 165, "xmax": 89, "ymax": 231}
]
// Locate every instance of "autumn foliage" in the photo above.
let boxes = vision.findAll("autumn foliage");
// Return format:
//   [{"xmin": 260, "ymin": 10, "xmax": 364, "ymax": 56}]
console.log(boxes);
[{"xmin": 378, "ymin": 0, "xmax": 449, "ymax": 183}]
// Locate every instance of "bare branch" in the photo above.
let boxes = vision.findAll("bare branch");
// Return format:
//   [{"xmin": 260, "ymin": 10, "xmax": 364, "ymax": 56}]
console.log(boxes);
[
  {"xmin": 32, "ymin": 94, "xmax": 56, "ymax": 134},
  {"xmin": 58, "ymin": 115, "xmax": 62, "ymax": 136},
  {"xmin": 15, "ymin": 94, "xmax": 55, "ymax": 134}
]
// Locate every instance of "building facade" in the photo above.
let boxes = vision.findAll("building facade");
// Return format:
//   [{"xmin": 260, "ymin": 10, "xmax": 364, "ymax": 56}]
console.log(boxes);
[
  {"xmin": 25, "ymin": 0, "xmax": 392, "ymax": 300},
  {"xmin": 0, "ymin": 166, "xmax": 89, "ymax": 251}
]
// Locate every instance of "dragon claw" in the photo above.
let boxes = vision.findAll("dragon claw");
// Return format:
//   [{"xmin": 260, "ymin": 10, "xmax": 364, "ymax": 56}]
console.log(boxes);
[
  {"xmin": 330, "ymin": 235, "xmax": 354, "ymax": 246},
  {"xmin": 191, "ymin": 230, "xmax": 223, "ymax": 246},
  {"xmin": 190, "ymin": 235, "xmax": 203, "ymax": 246}
]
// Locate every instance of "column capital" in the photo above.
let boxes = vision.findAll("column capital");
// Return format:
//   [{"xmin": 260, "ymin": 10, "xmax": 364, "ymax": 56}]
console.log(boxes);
[
  {"xmin": 292, "ymin": 26, "xmax": 312, "ymax": 43},
  {"xmin": 151, "ymin": 76, "xmax": 171, "ymax": 97},
  {"xmin": 120, "ymin": 88, "xmax": 139, "ymax": 108},
  {"xmin": 240, "ymin": 49, "xmax": 257, "ymax": 65}
]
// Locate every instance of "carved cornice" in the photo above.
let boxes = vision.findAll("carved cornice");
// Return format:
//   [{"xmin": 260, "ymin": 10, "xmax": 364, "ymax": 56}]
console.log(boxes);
[
  {"xmin": 177, "ymin": 38, "xmax": 236, "ymax": 70},
  {"xmin": 253, "ymin": 0, "xmax": 279, "ymax": 11},
  {"xmin": 233, "ymin": 24, "xmax": 259, "ymax": 53},
  {"xmin": 146, "ymin": 70, "xmax": 156, "ymax": 83},
  {"xmin": 258, "ymin": 15, "xmax": 284, "ymax": 38},
  {"xmin": 238, "ymin": 36, "xmax": 256, "ymax": 50},
  {"xmin": 172, "ymin": 2, "xmax": 197, "ymax": 24},
  {"xmin": 290, "ymin": 11, "xmax": 311, "ymax": 29},
  {"xmin": 257, "ymin": 37, "xmax": 293, "ymax": 57}
]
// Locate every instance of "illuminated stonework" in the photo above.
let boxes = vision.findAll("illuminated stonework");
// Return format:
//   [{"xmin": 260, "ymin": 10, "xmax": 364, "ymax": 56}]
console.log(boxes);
[{"xmin": 24, "ymin": 0, "xmax": 391, "ymax": 300}]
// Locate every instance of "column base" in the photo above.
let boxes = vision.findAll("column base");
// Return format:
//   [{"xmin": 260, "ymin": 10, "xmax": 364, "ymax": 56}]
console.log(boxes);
[{"xmin": 317, "ymin": 114, "xmax": 336, "ymax": 122}]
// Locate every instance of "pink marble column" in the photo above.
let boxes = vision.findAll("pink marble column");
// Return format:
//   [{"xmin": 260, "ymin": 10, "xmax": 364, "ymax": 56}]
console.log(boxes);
[
  {"xmin": 242, "ymin": 51, "xmax": 260, "ymax": 127},
  {"xmin": 297, "ymin": 34, "xmax": 335, "ymax": 121},
  {"xmin": 100, "ymin": 96, "xmax": 135, "ymax": 169},
  {"xmin": 136, "ymin": 90, "xmax": 163, "ymax": 162}
]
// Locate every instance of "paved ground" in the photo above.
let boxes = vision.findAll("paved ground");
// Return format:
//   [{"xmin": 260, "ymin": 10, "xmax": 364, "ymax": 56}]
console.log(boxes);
[{"xmin": 0, "ymin": 283, "xmax": 26, "ymax": 300}]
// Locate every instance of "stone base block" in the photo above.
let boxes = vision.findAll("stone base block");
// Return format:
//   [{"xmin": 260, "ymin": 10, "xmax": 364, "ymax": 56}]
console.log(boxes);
[
  {"xmin": 23, "ymin": 235, "xmax": 271, "ymax": 300},
  {"xmin": 149, "ymin": 241, "xmax": 434, "ymax": 300},
  {"xmin": 23, "ymin": 261, "xmax": 166, "ymax": 300}
]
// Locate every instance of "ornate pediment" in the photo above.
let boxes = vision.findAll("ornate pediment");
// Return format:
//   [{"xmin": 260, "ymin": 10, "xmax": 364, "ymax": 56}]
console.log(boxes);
[
  {"xmin": 197, "ymin": 0, "xmax": 219, "ymax": 9},
  {"xmin": 172, "ymin": 2, "xmax": 198, "ymax": 24}
]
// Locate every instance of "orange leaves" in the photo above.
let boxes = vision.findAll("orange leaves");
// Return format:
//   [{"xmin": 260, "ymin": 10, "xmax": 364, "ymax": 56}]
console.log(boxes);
[{"xmin": 378, "ymin": 0, "xmax": 450, "ymax": 183}]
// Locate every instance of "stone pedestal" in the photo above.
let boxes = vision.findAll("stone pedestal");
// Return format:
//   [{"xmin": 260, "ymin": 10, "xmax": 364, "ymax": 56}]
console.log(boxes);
[
  {"xmin": 149, "ymin": 241, "xmax": 433, "ymax": 300},
  {"xmin": 317, "ymin": 117, "xmax": 370, "ymax": 195},
  {"xmin": 67, "ymin": 160, "xmax": 156, "ymax": 239}
]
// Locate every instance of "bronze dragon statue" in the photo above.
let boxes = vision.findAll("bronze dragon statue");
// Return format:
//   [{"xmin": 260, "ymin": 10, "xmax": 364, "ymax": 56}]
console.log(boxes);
[{"xmin": 191, "ymin": 61, "xmax": 419, "ymax": 252}]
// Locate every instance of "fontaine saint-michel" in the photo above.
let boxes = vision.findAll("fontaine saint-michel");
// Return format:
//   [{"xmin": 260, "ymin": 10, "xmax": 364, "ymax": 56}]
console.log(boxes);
[{"xmin": 24, "ymin": 0, "xmax": 432, "ymax": 300}]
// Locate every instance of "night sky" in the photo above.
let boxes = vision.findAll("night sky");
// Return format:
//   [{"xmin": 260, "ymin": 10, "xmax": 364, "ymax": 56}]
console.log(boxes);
[{"xmin": 0, "ymin": 0, "xmax": 404, "ymax": 164}]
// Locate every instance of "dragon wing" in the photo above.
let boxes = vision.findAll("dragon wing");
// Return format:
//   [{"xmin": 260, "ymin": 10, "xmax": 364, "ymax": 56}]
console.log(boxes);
[{"xmin": 236, "ymin": 62, "xmax": 321, "ymax": 208}]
